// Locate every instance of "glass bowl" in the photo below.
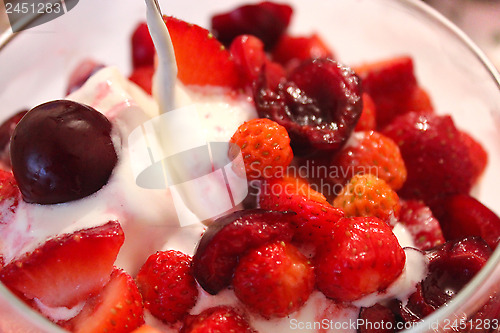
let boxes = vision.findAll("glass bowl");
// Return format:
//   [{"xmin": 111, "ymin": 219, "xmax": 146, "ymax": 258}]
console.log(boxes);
[{"xmin": 0, "ymin": 0, "xmax": 499, "ymax": 332}]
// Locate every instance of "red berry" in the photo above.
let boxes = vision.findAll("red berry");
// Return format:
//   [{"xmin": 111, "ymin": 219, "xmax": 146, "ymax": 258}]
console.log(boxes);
[
  {"xmin": 330, "ymin": 130, "xmax": 407, "ymax": 190},
  {"xmin": 315, "ymin": 216, "xmax": 405, "ymax": 302},
  {"xmin": 382, "ymin": 112, "xmax": 476, "ymax": 204},
  {"xmin": 460, "ymin": 131, "xmax": 488, "ymax": 184},
  {"xmin": 229, "ymin": 118, "xmax": 293, "ymax": 180},
  {"xmin": 64, "ymin": 268, "xmax": 144, "ymax": 333},
  {"xmin": 233, "ymin": 241, "xmax": 314, "ymax": 318},
  {"xmin": 211, "ymin": 2, "xmax": 293, "ymax": 50},
  {"xmin": 355, "ymin": 56, "xmax": 418, "ymax": 129},
  {"xmin": 259, "ymin": 175, "xmax": 344, "ymax": 249},
  {"xmin": 136, "ymin": 250, "xmax": 198, "ymax": 324},
  {"xmin": 421, "ymin": 237, "xmax": 491, "ymax": 308},
  {"xmin": 0, "ymin": 170, "xmax": 21, "ymax": 222},
  {"xmin": 333, "ymin": 174, "xmax": 401, "ymax": 225},
  {"xmin": 164, "ymin": 16, "xmax": 241, "ymax": 88},
  {"xmin": 192, "ymin": 209, "xmax": 294, "ymax": 295},
  {"xmin": 358, "ymin": 303, "xmax": 397, "ymax": 333},
  {"xmin": 0, "ymin": 221, "xmax": 124, "ymax": 308},
  {"xmin": 431, "ymin": 194, "xmax": 500, "ymax": 249},
  {"xmin": 398, "ymin": 283, "xmax": 435, "ymax": 322},
  {"xmin": 398, "ymin": 200, "xmax": 445, "ymax": 250},
  {"xmin": 181, "ymin": 306, "xmax": 255, "ymax": 333},
  {"xmin": 254, "ymin": 58, "xmax": 363, "ymax": 156},
  {"xmin": 129, "ymin": 66, "xmax": 154, "ymax": 95},
  {"xmin": 229, "ymin": 35, "xmax": 286, "ymax": 89},
  {"xmin": 10, "ymin": 100, "xmax": 118, "ymax": 204},
  {"xmin": 272, "ymin": 33, "xmax": 334, "ymax": 70},
  {"xmin": 131, "ymin": 22, "xmax": 156, "ymax": 69},
  {"xmin": 355, "ymin": 93, "xmax": 376, "ymax": 131}
]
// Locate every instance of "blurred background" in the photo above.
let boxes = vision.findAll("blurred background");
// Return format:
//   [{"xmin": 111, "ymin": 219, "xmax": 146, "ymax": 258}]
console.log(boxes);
[
  {"xmin": 0, "ymin": 0, "xmax": 499, "ymax": 69},
  {"xmin": 425, "ymin": 0, "xmax": 500, "ymax": 70}
]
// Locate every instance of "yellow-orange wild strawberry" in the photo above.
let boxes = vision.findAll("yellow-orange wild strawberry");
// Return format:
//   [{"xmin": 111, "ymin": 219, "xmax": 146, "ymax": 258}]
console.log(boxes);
[
  {"xmin": 333, "ymin": 174, "xmax": 400, "ymax": 225},
  {"xmin": 229, "ymin": 118, "xmax": 293, "ymax": 180}
]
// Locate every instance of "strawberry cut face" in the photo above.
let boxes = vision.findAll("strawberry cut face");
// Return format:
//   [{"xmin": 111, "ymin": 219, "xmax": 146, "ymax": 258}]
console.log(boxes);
[{"xmin": 0, "ymin": 221, "xmax": 124, "ymax": 308}]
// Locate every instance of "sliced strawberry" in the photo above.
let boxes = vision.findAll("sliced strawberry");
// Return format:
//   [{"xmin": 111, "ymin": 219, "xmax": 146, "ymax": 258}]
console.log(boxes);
[
  {"xmin": 398, "ymin": 200, "xmax": 445, "ymax": 250},
  {"xmin": 129, "ymin": 66, "xmax": 154, "ymax": 95},
  {"xmin": 0, "ymin": 169, "xmax": 21, "ymax": 222},
  {"xmin": 132, "ymin": 325, "xmax": 164, "ymax": 333},
  {"xmin": 192, "ymin": 209, "xmax": 294, "ymax": 295},
  {"xmin": 64, "ymin": 268, "xmax": 144, "ymax": 333},
  {"xmin": 315, "ymin": 216, "xmax": 406, "ymax": 302},
  {"xmin": 382, "ymin": 112, "xmax": 476, "ymax": 204},
  {"xmin": 229, "ymin": 35, "xmax": 286, "ymax": 89},
  {"xmin": 233, "ymin": 241, "xmax": 314, "ymax": 318},
  {"xmin": 271, "ymin": 33, "xmax": 334, "ymax": 71},
  {"xmin": 211, "ymin": 1, "xmax": 293, "ymax": 50},
  {"xmin": 131, "ymin": 22, "xmax": 156, "ymax": 69},
  {"xmin": 405, "ymin": 86, "xmax": 434, "ymax": 114},
  {"xmin": 181, "ymin": 306, "xmax": 255, "ymax": 333},
  {"xmin": 460, "ymin": 131, "xmax": 488, "ymax": 184},
  {"xmin": 355, "ymin": 56, "xmax": 418, "ymax": 129},
  {"xmin": 431, "ymin": 194, "xmax": 500, "ymax": 249},
  {"xmin": 136, "ymin": 250, "xmax": 198, "ymax": 324},
  {"xmin": 0, "ymin": 221, "xmax": 124, "ymax": 308},
  {"xmin": 164, "ymin": 16, "xmax": 241, "ymax": 88},
  {"xmin": 354, "ymin": 93, "xmax": 376, "ymax": 131},
  {"xmin": 259, "ymin": 175, "xmax": 344, "ymax": 249}
]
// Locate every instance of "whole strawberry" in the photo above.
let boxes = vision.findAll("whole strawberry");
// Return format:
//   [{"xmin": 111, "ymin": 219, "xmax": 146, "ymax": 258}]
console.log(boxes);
[
  {"xmin": 181, "ymin": 306, "xmax": 255, "ymax": 333},
  {"xmin": 315, "ymin": 216, "xmax": 406, "ymax": 302},
  {"xmin": 229, "ymin": 118, "xmax": 293, "ymax": 180},
  {"xmin": 136, "ymin": 250, "xmax": 198, "ymax": 324},
  {"xmin": 259, "ymin": 175, "xmax": 344, "ymax": 249},
  {"xmin": 233, "ymin": 241, "xmax": 314, "ymax": 318},
  {"xmin": 330, "ymin": 130, "xmax": 407, "ymax": 190},
  {"xmin": 382, "ymin": 112, "xmax": 477, "ymax": 204},
  {"xmin": 333, "ymin": 174, "xmax": 400, "ymax": 225}
]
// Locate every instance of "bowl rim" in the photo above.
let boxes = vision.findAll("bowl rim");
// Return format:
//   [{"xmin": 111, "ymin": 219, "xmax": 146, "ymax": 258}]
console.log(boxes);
[{"xmin": 0, "ymin": 0, "xmax": 499, "ymax": 332}]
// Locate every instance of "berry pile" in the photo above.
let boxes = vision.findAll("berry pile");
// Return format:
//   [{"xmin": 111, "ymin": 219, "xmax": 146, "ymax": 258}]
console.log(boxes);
[{"xmin": 0, "ymin": 1, "xmax": 498, "ymax": 333}]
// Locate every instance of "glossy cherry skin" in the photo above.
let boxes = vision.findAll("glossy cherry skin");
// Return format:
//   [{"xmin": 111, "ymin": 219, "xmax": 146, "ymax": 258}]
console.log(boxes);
[{"xmin": 10, "ymin": 100, "xmax": 118, "ymax": 204}]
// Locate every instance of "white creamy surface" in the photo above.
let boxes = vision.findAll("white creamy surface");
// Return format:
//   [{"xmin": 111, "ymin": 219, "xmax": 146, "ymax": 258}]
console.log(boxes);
[{"xmin": 0, "ymin": 67, "xmax": 256, "ymax": 274}]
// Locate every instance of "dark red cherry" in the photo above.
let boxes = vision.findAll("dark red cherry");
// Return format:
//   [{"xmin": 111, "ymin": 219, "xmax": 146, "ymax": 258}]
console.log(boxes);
[
  {"xmin": 211, "ymin": 1, "xmax": 293, "ymax": 50},
  {"xmin": 254, "ymin": 58, "xmax": 362, "ymax": 156},
  {"xmin": 10, "ymin": 100, "xmax": 118, "ymax": 204},
  {"xmin": 0, "ymin": 109, "xmax": 28, "ymax": 168}
]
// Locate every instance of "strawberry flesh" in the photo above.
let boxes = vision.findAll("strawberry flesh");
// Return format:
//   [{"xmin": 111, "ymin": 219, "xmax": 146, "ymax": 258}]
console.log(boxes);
[
  {"xmin": 0, "ymin": 221, "xmax": 124, "ymax": 308},
  {"xmin": 181, "ymin": 306, "xmax": 255, "ymax": 333},
  {"xmin": 164, "ymin": 16, "xmax": 241, "ymax": 88},
  {"xmin": 192, "ymin": 209, "xmax": 294, "ymax": 295},
  {"xmin": 131, "ymin": 22, "xmax": 156, "ymax": 69},
  {"xmin": 64, "ymin": 268, "xmax": 144, "ymax": 333}
]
